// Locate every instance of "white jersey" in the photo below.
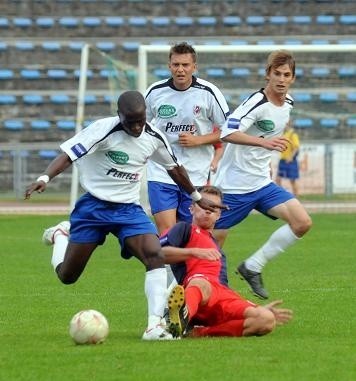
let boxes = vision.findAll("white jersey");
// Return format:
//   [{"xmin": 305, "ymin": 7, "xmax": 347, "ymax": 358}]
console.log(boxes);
[
  {"xmin": 145, "ymin": 76, "xmax": 229, "ymax": 186},
  {"xmin": 60, "ymin": 116, "xmax": 180, "ymax": 204},
  {"xmin": 215, "ymin": 89, "xmax": 293, "ymax": 194}
]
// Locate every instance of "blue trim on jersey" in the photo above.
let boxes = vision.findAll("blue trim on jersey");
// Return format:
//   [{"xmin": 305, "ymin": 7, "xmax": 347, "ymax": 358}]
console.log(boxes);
[
  {"xmin": 215, "ymin": 182, "xmax": 295, "ymax": 229},
  {"xmin": 69, "ymin": 192, "xmax": 158, "ymax": 259}
]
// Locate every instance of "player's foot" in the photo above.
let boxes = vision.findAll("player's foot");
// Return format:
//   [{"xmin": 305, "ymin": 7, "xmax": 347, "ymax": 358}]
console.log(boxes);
[
  {"xmin": 237, "ymin": 262, "xmax": 269, "ymax": 300},
  {"xmin": 142, "ymin": 324, "xmax": 174, "ymax": 341},
  {"xmin": 42, "ymin": 221, "xmax": 70, "ymax": 246},
  {"xmin": 168, "ymin": 285, "xmax": 189, "ymax": 338}
]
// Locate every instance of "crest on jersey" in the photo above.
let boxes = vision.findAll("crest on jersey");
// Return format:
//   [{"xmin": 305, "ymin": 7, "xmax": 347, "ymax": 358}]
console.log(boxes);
[
  {"xmin": 106, "ymin": 151, "xmax": 129, "ymax": 164},
  {"xmin": 256, "ymin": 120, "xmax": 275, "ymax": 132},
  {"xmin": 158, "ymin": 104, "xmax": 177, "ymax": 118},
  {"xmin": 193, "ymin": 105, "xmax": 201, "ymax": 116}
]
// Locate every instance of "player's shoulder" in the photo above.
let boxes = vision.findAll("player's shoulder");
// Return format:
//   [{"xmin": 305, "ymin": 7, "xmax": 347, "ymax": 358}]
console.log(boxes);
[
  {"xmin": 145, "ymin": 78, "xmax": 171, "ymax": 97},
  {"xmin": 144, "ymin": 122, "xmax": 167, "ymax": 140},
  {"xmin": 194, "ymin": 77, "xmax": 224, "ymax": 94},
  {"xmin": 285, "ymin": 93, "xmax": 294, "ymax": 106}
]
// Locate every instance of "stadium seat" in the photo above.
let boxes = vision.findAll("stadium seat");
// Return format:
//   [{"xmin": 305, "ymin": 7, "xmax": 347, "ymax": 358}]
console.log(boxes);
[
  {"xmin": 337, "ymin": 39, "xmax": 356, "ymax": 45},
  {"xmin": 311, "ymin": 67, "xmax": 330, "ymax": 77},
  {"xmin": 47, "ymin": 69, "xmax": 68, "ymax": 79},
  {"xmin": 229, "ymin": 39, "xmax": 248, "ymax": 45},
  {"xmin": 13, "ymin": 17, "xmax": 32, "ymax": 28},
  {"xmin": 292, "ymin": 15, "xmax": 311, "ymax": 24},
  {"xmin": 23, "ymin": 94, "xmax": 44, "ymax": 104},
  {"xmin": 294, "ymin": 118, "xmax": 313, "ymax": 129},
  {"xmin": 0, "ymin": 17, "xmax": 9, "ymax": 28},
  {"xmin": 311, "ymin": 39, "xmax": 330, "ymax": 45},
  {"xmin": 59, "ymin": 17, "xmax": 79, "ymax": 28},
  {"xmin": 20, "ymin": 69, "xmax": 41, "ymax": 80},
  {"xmin": 222, "ymin": 16, "xmax": 241, "ymax": 27},
  {"xmin": 153, "ymin": 68, "xmax": 170, "ymax": 79},
  {"xmin": 319, "ymin": 92, "xmax": 338, "ymax": 103},
  {"xmin": 257, "ymin": 39, "xmax": 275, "ymax": 45},
  {"xmin": 152, "ymin": 17, "xmax": 170, "ymax": 27},
  {"xmin": 197, "ymin": 17, "xmax": 217, "ymax": 26},
  {"xmin": 346, "ymin": 118, "xmax": 356, "ymax": 127},
  {"xmin": 339, "ymin": 15, "xmax": 356, "ymax": 25},
  {"xmin": 206, "ymin": 68, "xmax": 226, "ymax": 78},
  {"xmin": 83, "ymin": 17, "xmax": 101, "ymax": 27},
  {"xmin": 84, "ymin": 94, "xmax": 97, "ymax": 104},
  {"xmin": 68, "ymin": 41, "xmax": 85, "ymax": 51},
  {"xmin": 0, "ymin": 42, "xmax": 8, "ymax": 51},
  {"xmin": 4, "ymin": 120, "xmax": 24, "ymax": 130},
  {"xmin": 36, "ymin": 17, "xmax": 55, "ymax": 28},
  {"xmin": 231, "ymin": 67, "xmax": 251, "ymax": 78},
  {"xmin": 0, "ymin": 94, "xmax": 16, "ymax": 104},
  {"xmin": 57, "ymin": 120, "xmax": 76, "ymax": 130},
  {"xmin": 73, "ymin": 69, "xmax": 93, "ymax": 79},
  {"xmin": 320, "ymin": 118, "xmax": 339, "ymax": 128},
  {"xmin": 316, "ymin": 15, "xmax": 335, "ymax": 25},
  {"xmin": 246, "ymin": 16, "xmax": 265, "ymax": 26},
  {"xmin": 346, "ymin": 92, "xmax": 356, "ymax": 102},
  {"xmin": 38, "ymin": 150, "xmax": 58, "ymax": 159},
  {"xmin": 50, "ymin": 94, "xmax": 71, "ymax": 104},
  {"xmin": 284, "ymin": 39, "xmax": 303, "ymax": 45},
  {"xmin": 293, "ymin": 93, "xmax": 312, "ymax": 102},
  {"xmin": 15, "ymin": 41, "xmax": 34, "ymax": 51},
  {"xmin": 95, "ymin": 41, "xmax": 116, "ymax": 52},
  {"xmin": 269, "ymin": 16, "xmax": 288, "ymax": 25},
  {"xmin": 174, "ymin": 17, "xmax": 194, "ymax": 27},
  {"xmin": 122, "ymin": 42, "xmax": 140, "ymax": 51},
  {"xmin": 42, "ymin": 41, "xmax": 61, "ymax": 51},
  {"xmin": 203, "ymin": 40, "xmax": 222, "ymax": 46},
  {"xmin": 0, "ymin": 69, "xmax": 14, "ymax": 79},
  {"xmin": 128, "ymin": 17, "xmax": 147, "ymax": 27},
  {"xmin": 99, "ymin": 69, "xmax": 116, "ymax": 78},
  {"xmin": 338, "ymin": 67, "xmax": 356, "ymax": 78},
  {"xmin": 30, "ymin": 120, "xmax": 51, "ymax": 130},
  {"xmin": 105, "ymin": 16, "xmax": 124, "ymax": 27}
]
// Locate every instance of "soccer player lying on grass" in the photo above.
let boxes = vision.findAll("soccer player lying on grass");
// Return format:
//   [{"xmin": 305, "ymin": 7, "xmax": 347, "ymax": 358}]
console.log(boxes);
[{"xmin": 160, "ymin": 185, "xmax": 293, "ymax": 338}]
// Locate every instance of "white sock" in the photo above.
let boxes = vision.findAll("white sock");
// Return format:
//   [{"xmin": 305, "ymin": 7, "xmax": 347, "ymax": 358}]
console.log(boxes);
[
  {"xmin": 51, "ymin": 232, "xmax": 68, "ymax": 270},
  {"xmin": 245, "ymin": 224, "xmax": 299, "ymax": 273},
  {"xmin": 144, "ymin": 268, "xmax": 167, "ymax": 328}
]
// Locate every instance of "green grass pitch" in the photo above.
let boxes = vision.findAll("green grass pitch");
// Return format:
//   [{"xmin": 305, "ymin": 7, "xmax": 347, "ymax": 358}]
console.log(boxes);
[{"xmin": 0, "ymin": 214, "xmax": 355, "ymax": 381}]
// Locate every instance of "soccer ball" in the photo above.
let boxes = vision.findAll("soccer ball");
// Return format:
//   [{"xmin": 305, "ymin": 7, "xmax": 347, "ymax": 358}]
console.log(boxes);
[{"xmin": 69, "ymin": 309, "xmax": 109, "ymax": 345}]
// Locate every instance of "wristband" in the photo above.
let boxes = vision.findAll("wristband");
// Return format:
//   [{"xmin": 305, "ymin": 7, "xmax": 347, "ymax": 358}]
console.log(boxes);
[
  {"xmin": 190, "ymin": 190, "xmax": 202, "ymax": 202},
  {"xmin": 36, "ymin": 175, "xmax": 50, "ymax": 184}
]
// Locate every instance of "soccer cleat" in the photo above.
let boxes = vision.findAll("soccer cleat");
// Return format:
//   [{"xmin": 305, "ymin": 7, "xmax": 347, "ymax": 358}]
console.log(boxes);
[
  {"xmin": 168, "ymin": 285, "xmax": 189, "ymax": 338},
  {"xmin": 42, "ymin": 221, "xmax": 70, "ymax": 246},
  {"xmin": 142, "ymin": 324, "xmax": 174, "ymax": 341},
  {"xmin": 236, "ymin": 262, "xmax": 269, "ymax": 300}
]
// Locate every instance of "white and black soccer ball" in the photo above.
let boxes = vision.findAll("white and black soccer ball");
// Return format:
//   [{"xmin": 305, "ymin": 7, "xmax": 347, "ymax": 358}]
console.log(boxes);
[{"xmin": 69, "ymin": 309, "xmax": 109, "ymax": 345}]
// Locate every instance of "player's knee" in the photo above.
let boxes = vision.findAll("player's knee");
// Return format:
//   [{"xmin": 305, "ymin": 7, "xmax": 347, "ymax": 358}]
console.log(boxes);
[
  {"xmin": 56, "ymin": 266, "xmax": 79, "ymax": 285},
  {"xmin": 295, "ymin": 215, "xmax": 312, "ymax": 236},
  {"xmin": 142, "ymin": 249, "xmax": 165, "ymax": 270}
]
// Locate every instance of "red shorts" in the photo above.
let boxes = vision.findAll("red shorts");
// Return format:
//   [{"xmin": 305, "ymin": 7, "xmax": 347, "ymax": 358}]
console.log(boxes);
[{"xmin": 193, "ymin": 280, "xmax": 257, "ymax": 325}]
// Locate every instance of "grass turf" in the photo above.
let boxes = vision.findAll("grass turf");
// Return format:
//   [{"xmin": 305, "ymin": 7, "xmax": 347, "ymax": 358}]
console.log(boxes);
[{"xmin": 0, "ymin": 214, "xmax": 355, "ymax": 381}]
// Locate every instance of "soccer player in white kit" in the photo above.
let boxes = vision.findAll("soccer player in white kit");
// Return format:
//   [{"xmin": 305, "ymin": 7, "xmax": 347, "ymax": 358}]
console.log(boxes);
[
  {"xmin": 25, "ymin": 91, "xmax": 225, "ymax": 341},
  {"xmin": 145, "ymin": 42, "xmax": 230, "ymax": 235},
  {"xmin": 214, "ymin": 50, "xmax": 312, "ymax": 300}
]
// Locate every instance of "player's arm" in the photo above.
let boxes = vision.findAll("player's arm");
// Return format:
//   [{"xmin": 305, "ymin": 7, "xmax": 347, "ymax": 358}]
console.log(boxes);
[
  {"xmin": 178, "ymin": 128, "xmax": 221, "ymax": 147},
  {"xmin": 24, "ymin": 152, "xmax": 72, "ymax": 199},
  {"xmin": 163, "ymin": 246, "xmax": 221, "ymax": 264}
]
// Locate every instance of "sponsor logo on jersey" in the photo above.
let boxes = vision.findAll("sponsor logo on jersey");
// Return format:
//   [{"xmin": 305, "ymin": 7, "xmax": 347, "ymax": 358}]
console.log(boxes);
[
  {"xmin": 106, "ymin": 151, "xmax": 129, "ymax": 164},
  {"xmin": 227, "ymin": 118, "xmax": 240, "ymax": 130},
  {"xmin": 256, "ymin": 120, "xmax": 275, "ymax": 132},
  {"xmin": 106, "ymin": 167, "xmax": 139, "ymax": 182},
  {"xmin": 158, "ymin": 104, "xmax": 177, "ymax": 118},
  {"xmin": 193, "ymin": 105, "xmax": 201, "ymax": 116},
  {"xmin": 165, "ymin": 122, "xmax": 196, "ymax": 133},
  {"xmin": 71, "ymin": 143, "xmax": 87, "ymax": 158}
]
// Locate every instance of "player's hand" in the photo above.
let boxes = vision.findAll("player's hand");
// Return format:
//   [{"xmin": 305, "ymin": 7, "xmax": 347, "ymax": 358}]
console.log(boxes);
[
  {"xmin": 178, "ymin": 133, "xmax": 201, "ymax": 147},
  {"xmin": 197, "ymin": 197, "xmax": 229, "ymax": 211},
  {"xmin": 210, "ymin": 161, "xmax": 218, "ymax": 173},
  {"xmin": 24, "ymin": 181, "xmax": 47, "ymax": 200},
  {"xmin": 263, "ymin": 137, "xmax": 290, "ymax": 152},
  {"xmin": 264, "ymin": 300, "xmax": 293, "ymax": 325},
  {"xmin": 190, "ymin": 248, "xmax": 221, "ymax": 260}
]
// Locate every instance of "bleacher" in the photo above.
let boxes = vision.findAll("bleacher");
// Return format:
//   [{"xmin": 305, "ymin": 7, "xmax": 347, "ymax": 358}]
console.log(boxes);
[{"xmin": 1, "ymin": 0, "xmax": 356, "ymax": 148}]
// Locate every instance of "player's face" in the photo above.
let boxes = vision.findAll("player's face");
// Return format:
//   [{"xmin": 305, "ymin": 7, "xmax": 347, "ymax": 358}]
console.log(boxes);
[
  {"xmin": 266, "ymin": 63, "xmax": 295, "ymax": 95},
  {"xmin": 191, "ymin": 194, "xmax": 221, "ymax": 230},
  {"xmin": 169, "ymin": 53, "xmax": 197, "ymax": 90},
  {"xmin": 119, "ymin": 109, "xmax": 146, "ymax": 137}
]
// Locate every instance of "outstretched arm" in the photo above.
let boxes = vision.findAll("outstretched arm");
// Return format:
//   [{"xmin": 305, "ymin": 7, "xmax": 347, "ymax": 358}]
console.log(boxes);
[
  {"xmin": 162, "ymin": 246, "xmax": 221, "ymax": 264},
  {"xmin": 24, "ymin": 152, "xmax": 73, "ymax": 199}
]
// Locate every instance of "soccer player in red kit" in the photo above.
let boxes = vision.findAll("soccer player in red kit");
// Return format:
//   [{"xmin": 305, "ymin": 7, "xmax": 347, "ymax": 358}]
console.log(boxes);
[{"xmin": 160, "ymin": 185, "xmax": 293, "ymax": 338}]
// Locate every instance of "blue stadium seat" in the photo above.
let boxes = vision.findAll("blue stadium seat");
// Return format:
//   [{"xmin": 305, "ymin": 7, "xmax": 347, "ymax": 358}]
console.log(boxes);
[
  {"xmin": 346, "ymin": 118, "xmax": 356, "ymax": 127},
  {"xmin": 311, "ymin": 67, "xmax": 330, "ymax": 77},
  {"xmin": 15, "ymin": 41, "xmax": 35, "ymax": 51},
  {"xmin": 203, "ymin": 40, "xmax": 222, "ymax": 46},
  {"xmin": 47, "ymin": 69, "xmax": 68, "ymax": 79},
  {"xmin": 99, "ymin": 69, "xmax": 115, "ymax": 78},
  {"xmin": 284, "ymin": 39, "xmax": 303, "ymax": 45},
  {"xmin": 68, "ymin": 41, "xmax": 85, "ymax": 51},
  {"xmin": 229, "ymin": 39, "xmax": 248, "ymax": 45},
  {"xmin": 38, "ymin": 150, "xmax": 58, "ymax": 159},
  {"xmin": 294, "ymin": 118, "xmax": 313, "ymax": 129},
  {"xmin": 337, "ymin": 38, "xmax": 356, "ymax": 45},
  {"xmin": 84, "ymin": 94, "xmax": 97, "ymax": 104},
  {"xmin": 121, "ymin": 42, "xmax": 140, "ymax": 52},
  {"xmin": 73, "ymin": 69, "xmax": 93, "ymax": 79},
  {"xmin": 0, "ymin": 42, "xmax": 8, "ymax": 51},
  {"xmin": 0, "ymin": 17, "xmax": 10, "ymax": 28},
  {"xmin": 311, "ymin": 39, "xmax": 330, "ymax": 45},
  {"xmin": 316, "ymin": 15, "xmax": 335, "ymax": 25},
  {"xmin": 174, "ymin": 17, "xmax": 194, "ymax": 27},
  {"xmin": 4, "ymin": 120, "xmax": 24, "ymax": 130},
  {"xmin": 338, "ymin": 66, "xmax": 356, "ymax": 78},
  {"xmin": 59, "ymin": 17, "xmax": 79, "ymax": 28},
  {"xmin": 152, "ymin": 17, "xmax": 170, "ymax": 27},
  {"xmin": 0, "ymin": 94, "xmax": 16, "ymax": 104},
  {"xmin": 222, "ymin": 16, "xmax": 241, "ymax": 27},
  {"xmin": 95, "ymin": 41, "xmax": 116, "ymax": 52},
  {"xmin": 346, "ymin": 92, "xmax": 356, "ymax": 102},
  {"xmin": 31, "ymin": 120, "xmax": 51, "ymax": 130},
  {"xmin": 293, "ymin": 93, "xmax": 312, "ymax": 102},
  {"xmin": 0, "ymin": 69, "xmax": 14, "ymax": 79},
  {"xmin": 23, "ymin": 94, "xmax": 44, "ymax": 104},
  {"xmin": 320, "ymin": 118, "xmax": 339, "ymax": 128},
  {"xmin": 197, "ymin": 17, "xmax": 217, "ymax": 26},
  {"xmin": 269, "ymin": 16, "xmax": 288, "ymax": 25},
  {"xmin": 50, "ymin": 94, "xmax": 71, "ymax": 104},
  {"xmin": 153, "ymin": 68, "xmax": 170, "ymax": 79},
  {"xmin": 231, "ymin": 67, "xmax": 251, "ymax": 78},
  {"xmin": 128, "ymin": 17, "xmax": 147, "ymax": 27},
  {"xmin": 206, "ymin": 68, "xmax": 226, "ymax": 78},
  {"xmin": 57, "ymin": 120, "xmax": 76, "ymax": 130},
  {"xmin": 13, "ymin": 17, "xmax": 32, "ymax": 28},
  {"xmin": 83, "ymin": 17, "xmax": 101, "ymax": 27},
  {"xmin": 104, "ymin": 17, "xmax": 124, "ymax": 27},
  {"xmin": 36, "ymin": 17, "xmax": 55, "ymax": 28},
  {"xmin": 20, "ymin": 69, "xmax": 41, "ymax": 80},
  {"xmin": 246, "ymin": 16, "xmax": 265, "ymax": 26},
  {"xmin": 319, "ymin": 92, "xmax": 338, "ymax": 102},
  {"xmin": 257, "ymin": 39, "xmax": 275, "ymax": 45},
  {"xmin": 292, "ymin": 15, "xmax": 311, "ymax": 24},
  {"xmin": 258, "ymin": 67, "xmax": 266, "ymax": 77},
  {"xmin": 339, "ymin": 15, "xmax": 356, "ymax": 25},
  {"xmin": 42, "ymin": 41, "xmax": 61, "ymax": 51}
]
